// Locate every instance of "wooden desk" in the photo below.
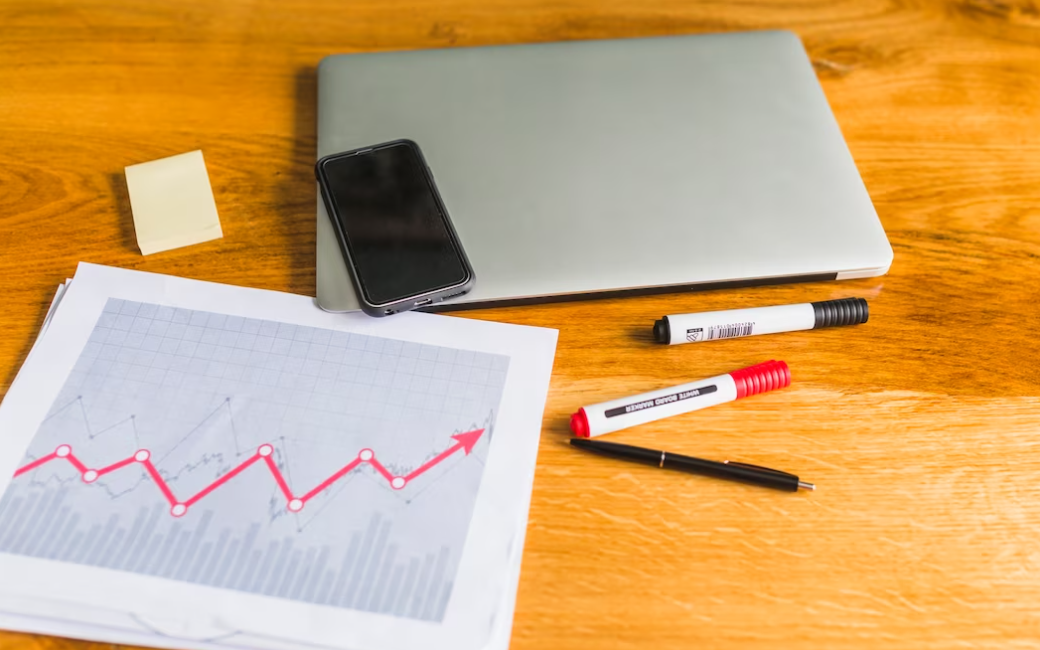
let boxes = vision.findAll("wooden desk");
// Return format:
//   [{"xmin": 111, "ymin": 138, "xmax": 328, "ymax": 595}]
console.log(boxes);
[{"xmin": 2, "ymin": 1, "xmax": 1039, "ymax": 648}]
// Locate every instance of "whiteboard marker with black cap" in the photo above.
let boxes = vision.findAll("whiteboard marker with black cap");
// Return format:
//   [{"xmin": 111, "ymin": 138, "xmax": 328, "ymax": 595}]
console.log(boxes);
[
  {"xmin": 653, "ymin": 297, "xmax": 869, "ymax": 345},
  {"xmin": 570, "ymin": 360, "xmax": 790, "ymax": 438}
]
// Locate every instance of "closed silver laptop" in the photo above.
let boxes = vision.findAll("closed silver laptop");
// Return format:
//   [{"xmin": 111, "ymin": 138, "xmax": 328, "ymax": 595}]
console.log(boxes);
[{"xmin": 316, "ymin": 30, "xmax": 892, "ymax": 312}]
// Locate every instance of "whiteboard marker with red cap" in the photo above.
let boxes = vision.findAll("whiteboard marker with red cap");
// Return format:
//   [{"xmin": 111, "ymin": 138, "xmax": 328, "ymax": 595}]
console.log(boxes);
[{"xmin": 569, "ymin": 360, "xmax": 790, "ymax": 438}]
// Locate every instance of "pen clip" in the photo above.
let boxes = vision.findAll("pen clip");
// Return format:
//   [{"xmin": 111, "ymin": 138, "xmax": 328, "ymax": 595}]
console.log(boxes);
[{"xmin": 723, "ymin": 460, "xmax": 798, "ymax": 480}]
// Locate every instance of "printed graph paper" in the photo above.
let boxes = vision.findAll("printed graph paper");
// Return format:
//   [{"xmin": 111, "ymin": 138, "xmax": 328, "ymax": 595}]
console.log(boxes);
[{"xmin": 0, "ymin": 299, "xmax": 508, "ymax": 622}]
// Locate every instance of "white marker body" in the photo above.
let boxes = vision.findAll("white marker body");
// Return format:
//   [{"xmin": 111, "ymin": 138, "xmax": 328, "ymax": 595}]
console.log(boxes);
[
  {"xmin": 666, "ymin": 303, "xmax": 815, "ymax": 345},
  {"xmin": 582, "ymin": 373, "xmax": 738, "ymax": 438}
]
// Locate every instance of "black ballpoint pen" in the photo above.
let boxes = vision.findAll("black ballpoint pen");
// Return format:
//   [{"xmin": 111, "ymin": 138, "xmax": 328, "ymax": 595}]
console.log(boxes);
[{"xmin": 570, "ymin": 438, "xmax": 815, "ymax": 492}]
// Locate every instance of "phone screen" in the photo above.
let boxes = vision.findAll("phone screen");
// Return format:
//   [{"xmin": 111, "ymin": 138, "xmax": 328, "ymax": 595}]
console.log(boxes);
[{"xmin": 319, "ymin": 142, "xmax": 468, "ymax": 306}]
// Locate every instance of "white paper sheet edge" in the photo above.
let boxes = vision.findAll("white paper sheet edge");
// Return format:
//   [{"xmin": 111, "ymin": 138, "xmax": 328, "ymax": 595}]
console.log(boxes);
[{"xmin": 0, "ymin": 263, "xmax": 557, "ymax": 650}]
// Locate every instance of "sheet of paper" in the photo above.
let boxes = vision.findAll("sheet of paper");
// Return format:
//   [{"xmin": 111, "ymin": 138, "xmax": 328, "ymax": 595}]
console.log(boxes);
[
  {"xmin": 24, "ymin": 283, "xmax": 66, "ymax": 359},
  {"xmin": 0, "ymin": 263, "xmax": 557, "ymax": 650},
  {"xmin": 0, "ymin": 531, "xmax": 527, "ymax": 650},
  {"xmin": 124, "ymin": 150, "xmax": 223, "ymax": 255},
  {"xmin": 0, "ymin": 499, "xmax": 528, "ymax": 650},
  {"xmin": 10, "ymin": 282, "xmax": 68, "ymax": 398}
]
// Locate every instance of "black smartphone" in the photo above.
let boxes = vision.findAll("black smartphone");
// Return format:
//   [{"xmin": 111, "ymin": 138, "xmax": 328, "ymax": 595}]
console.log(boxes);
[{"xmin": 315, "ymin": 140, "xmax": 475, "ymax": 317}]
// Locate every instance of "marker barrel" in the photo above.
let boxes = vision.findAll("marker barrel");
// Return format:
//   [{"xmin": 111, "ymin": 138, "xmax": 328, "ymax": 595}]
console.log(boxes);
[
  {"xmin": 654, "ymin": 297, "xmax": 868, "ymax": 345},
  {"xmin": 570, "ymin": 360, "xmax": 791, "ymax": 438}
]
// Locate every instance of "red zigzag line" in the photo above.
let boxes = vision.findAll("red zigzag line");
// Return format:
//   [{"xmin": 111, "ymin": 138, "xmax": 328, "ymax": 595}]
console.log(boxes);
[{"xmin": 12, "ymin": 429, "xmax": 484, "ymax": 519}]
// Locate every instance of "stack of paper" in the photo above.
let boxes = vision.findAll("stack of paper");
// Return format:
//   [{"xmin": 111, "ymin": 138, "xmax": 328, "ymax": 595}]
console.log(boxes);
[{"xmin": 0, "ymin": 264, "xmax": 557, "ymax": 650}]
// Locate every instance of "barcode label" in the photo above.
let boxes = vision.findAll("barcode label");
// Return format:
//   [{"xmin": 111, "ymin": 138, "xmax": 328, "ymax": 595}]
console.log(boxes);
[{"xmin": 708, "ymin": 322, "xmax": 754, "ymax": 340}]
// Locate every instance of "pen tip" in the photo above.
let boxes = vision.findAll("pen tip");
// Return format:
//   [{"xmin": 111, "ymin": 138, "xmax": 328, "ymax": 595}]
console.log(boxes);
[{"xmin": 798, "ymin": 481, "xmax": 815, "ymax": 491}]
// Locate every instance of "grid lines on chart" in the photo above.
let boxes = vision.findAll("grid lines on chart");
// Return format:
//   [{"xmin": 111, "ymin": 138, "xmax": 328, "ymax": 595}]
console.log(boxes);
[{"xmin": 0, "ymin": 299, "xmax": 509, "ymax": 622}]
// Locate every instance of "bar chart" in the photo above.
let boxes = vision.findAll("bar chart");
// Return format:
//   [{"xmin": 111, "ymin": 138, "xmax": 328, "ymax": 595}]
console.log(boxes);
[{"xmin": 0, "ymin": 299, "xmax": 508, "ymax": 622}]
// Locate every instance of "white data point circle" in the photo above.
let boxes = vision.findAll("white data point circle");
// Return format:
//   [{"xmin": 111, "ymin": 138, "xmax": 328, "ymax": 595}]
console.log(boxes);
[
  {"xmin": 82, "ymin": 470, "xmax": 98, "ymax": 483},
  {"xmin": 171, "ymin": 504, "xmax": 187, "ymax": 517},
  {"xmin": 391, "ymin": 477, "xmax": 405, "ymax": 490},
  {"xmin": 359, "ymin": 449, "xmax": 374, "ymax": 461},
  {"xmin": 288, "ymin": 499, "xmax": 304, "ymax": 512},
  {"xmin": 134, "ymin": 450, "xmax": 151, "ymax": 462},
  {"xmin": 258, "ymin": 444, "xmax": 274, "ymax": 457},
  {"xmin": 55, "ymin": 445, "xmax": 71, "ymax": 457}
]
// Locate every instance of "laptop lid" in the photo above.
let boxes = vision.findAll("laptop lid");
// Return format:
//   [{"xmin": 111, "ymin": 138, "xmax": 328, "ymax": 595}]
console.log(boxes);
[{"xmin": 316, "ymin": 30, "xmax": 892, "ymax": 312}]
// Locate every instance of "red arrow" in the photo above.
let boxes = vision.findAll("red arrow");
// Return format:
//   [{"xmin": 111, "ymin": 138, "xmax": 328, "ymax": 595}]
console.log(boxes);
[
  {"xmin": 404, "ymin": 428, "xmax": 484, "ymax": 482},
  {"xmin": 13, "ymin": 428, "xmax": 488, "ymax": 518}
]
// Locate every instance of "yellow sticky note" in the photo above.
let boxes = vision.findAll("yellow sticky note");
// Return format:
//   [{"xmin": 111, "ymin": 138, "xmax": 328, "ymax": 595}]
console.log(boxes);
[{"xmin": 124, "ymin": 150, "xmax": 223, "ymax": 255}]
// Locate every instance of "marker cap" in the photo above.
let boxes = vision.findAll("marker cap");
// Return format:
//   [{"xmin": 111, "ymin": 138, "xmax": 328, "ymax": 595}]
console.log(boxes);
[
  {"xmin": 729, "ymin": 360, "xmax": 790, "ymax": 399},
  {"xmin": 811, "ymin": 298, "xmax": 869, "ymax": 328}
]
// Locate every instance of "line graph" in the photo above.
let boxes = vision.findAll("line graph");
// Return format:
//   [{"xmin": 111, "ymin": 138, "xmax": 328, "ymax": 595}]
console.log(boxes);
[
  {"xmin": 42, "ymin": 395, "xmax": 142, "ymax": 447},
  {"xmin": 0, "ymin": 298, "xmax": 509, "ymax": 621},
  {"xmin": 13, "ymin": 429, "xmax": 485, "ymax": 518}
]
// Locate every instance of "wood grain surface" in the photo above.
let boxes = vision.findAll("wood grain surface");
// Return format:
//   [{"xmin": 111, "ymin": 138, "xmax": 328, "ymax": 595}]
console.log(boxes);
[{"xmin": 2, "ymin": 0, "xmax": 1040, "ymax": 648}]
